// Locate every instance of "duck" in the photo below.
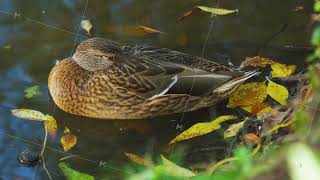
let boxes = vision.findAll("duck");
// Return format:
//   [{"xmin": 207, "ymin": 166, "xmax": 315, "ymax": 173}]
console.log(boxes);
[{"xmin": 48, "ymin": 38, "xmax": 259, "ymax": 119}]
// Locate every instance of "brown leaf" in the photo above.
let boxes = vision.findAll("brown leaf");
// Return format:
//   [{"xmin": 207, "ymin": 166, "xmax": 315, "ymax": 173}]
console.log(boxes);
[
  {"xmin": 124, "ymin": 152, "xmax": 153, "ymax": 167},
  {"xmin": 240, "ymin": 56, "xmax": 275, "ymax": 68},
  {"xmin": 241, "ymin": 133, "xmax": 261, "ymax": 145},
  {"xmin": 138, "ymin": 25, "xmax": 165, "ymax": 35},
  {"xmin": 60, "ymin": 128, "xmax": 77, "ymax": 152}
]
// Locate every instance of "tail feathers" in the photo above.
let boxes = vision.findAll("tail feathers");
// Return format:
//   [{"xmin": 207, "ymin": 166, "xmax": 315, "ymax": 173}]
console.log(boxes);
[{"xmin": 213, "ymin": 70, "xmax": 260, "ymax": 93}]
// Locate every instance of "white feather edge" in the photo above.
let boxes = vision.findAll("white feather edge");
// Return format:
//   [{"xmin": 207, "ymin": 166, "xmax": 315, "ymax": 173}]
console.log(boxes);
[{"xmin": 149, "ymin": 75, "xmax": 178, "ymax": 100}]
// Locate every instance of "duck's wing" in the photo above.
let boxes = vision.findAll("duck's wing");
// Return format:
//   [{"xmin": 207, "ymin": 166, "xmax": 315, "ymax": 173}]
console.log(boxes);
[
  {"xmin": 106, "ymin": 54, "xmax": 242, "ymax": 99},
  {"xmin": 122, "ymin": 44, "xmax": 237, "ymax": 73}
]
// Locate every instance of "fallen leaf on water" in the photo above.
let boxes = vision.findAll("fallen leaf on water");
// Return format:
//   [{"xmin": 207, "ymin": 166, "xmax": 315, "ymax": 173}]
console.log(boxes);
[
  {"xmin": 241, "ymin": 103, "xmax": 269, "ymax": 116},
  {"xmin": 267, "ymin": 80, "xmax": 289, "ymax": 105},
  {"xmin": 292, "ymin": 6, "xmax": 304, "ymax": 12},
  {"xmin": 3, "ymin": 45, "xmax": 11, "ymax": 50},
  {"xmin": 241, "ymin": 133, "xmax": 261, "ymax": 145},
  {"xmin": 271, "ymin": 63, "xmax": 296, "ymax": 78},
  {"xmin": 59, "ymin": 162, "xmax": 94, "ymax": 180},
  {"xmin": 138, "ymin": 25, "xmax": 165, "ymax": 35},
  {"xmin": 44, "ymin": 115, "xmax": 57, "ymax": 140},
  {"xmin": 169, "ymin": 115, "xmax": 237, "ymax": 144},
  {"xmin": 159, "ymin": 155, "xmax": 195, "ymax": 177},
  {"xmin": 60, "ymin": 127, "xmax": 77, "ymax": 152},
  {"xmin": 228, "ymin": 82, "xmax": 268, "ymax": 108},
  {"xmin": 256, "ymin": 106, "xmax": 277, "ymax": 117},
  {"xmin": 24, "ymin": 85, "xmax": 42, "ymax": 99},
  {"xmin": 178, "ymin": 6, "xmax": 238, "ymax": 22},
  {"xmin": 81, "ymin": 20, "xmax": 92, "ymax": 36},
  {"xmin": 124, "ymin": 152, "xmax": 153, "ymax": 167},
  {"xmin": 224, "ymin": 121, "xmax": 245, "ymax": 138},
  {"xmin": 11, "ymin": 109, "xmax": 47, "ymax": 121},
  {"xmin": 240, "ymin": 56, "xmax": 275, "ymax": 68}
]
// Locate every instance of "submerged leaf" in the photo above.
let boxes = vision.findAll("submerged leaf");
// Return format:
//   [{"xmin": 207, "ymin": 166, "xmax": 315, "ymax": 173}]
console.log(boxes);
[
  {"xmin": 267, "ymin": 80, "xmax": 289, "ymax": 105},
  {"xmin": 44, "ymin": 115, "xmax": 57, "ymax": 140},
  {"xmin": 138, "ymin": 25, "xmax": 164, "ymax": 34},
  {"xmin": 228, "ymin": 82, "xmax": 268, "ymax": 108},
  {"xmin": 24, "ymin": 85, "xmax": 42, "ymax": 99},
  {"xmin": 169, "ymin": 115, "xmax": 237, "ymax": 144},
  {"xmin": 224, "ymin": 121, "xmax": 245, "ymax": 138},
  {"xmin": 160, "ymin": 155, "xmax": 195, "ymax": 177},
  {"xmin": 59, "ymin": 162, "xmax": 94, "ymax": 180},
  {"xmin": 11, "ymin": 109, "xmax": 47, "ymax": 121},
  {"xmin": 81, "ymin": 20, "xmax": 93, "ymax": 36},
  {"xmin": 124, "ymin": 152, "xmax": 153, "ymax": 167},
  {"xmin": 178, "ymin": 6, "xmax": 238, "ymax": 22},
  {"xmin": 271, "ymin": 63, "xmax": 296, "ymax": 78},
  {"xmin": 60, "ymin": 128, "xmax": 77, "ymax": 152}
]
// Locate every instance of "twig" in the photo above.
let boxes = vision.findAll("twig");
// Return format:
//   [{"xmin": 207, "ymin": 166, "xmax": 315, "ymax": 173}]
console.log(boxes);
[
  {"xmin": 41, "ymin": 154, "xmax": 52, "ymax": 179},
  {"xmin": 40, "ymin": 124, "xmax": 52, "ymax": 179}
]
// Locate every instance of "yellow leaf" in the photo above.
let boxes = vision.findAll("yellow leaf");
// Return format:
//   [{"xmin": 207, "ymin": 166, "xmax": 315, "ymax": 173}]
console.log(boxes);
[
  {"xmin": 240, "ymin": 56, "xmax": 275, "ymax": 68},
  {"xmin": 124, "ymin": 152, "xmax": 153, "ymax": 167},
  {"xmin": 44, "ymin": 115, "xmax": 57, "ymax": 140},
  {"xmin": 178, "ymin": 6, "xmax": 238, "ymax": 22},
  {"xmin": 228, "ymin": 82, "xmax": 268, "ymax": 108},
  {"xmin": 11, "ymin": 109, "xmax": 47, "ymax": 121},
  {"xmin": 169, "ymin": 115, "xmax": 237, "ymax": 144},
  {"xmin": 60, "ymin": 128, "xmax": 77, "ymax": 152},
  {"xmin": 160, "ymin": 155, "xmax": 195, "ymax": 177},
  {"xmin": 267, "ymin": 80, "xmax": 289, "ymax": 105},
  {"xmin": 138, "ymin": 25, "xmax": 165, "ymax": 35},
  {"xmin": 256, "ymin": 106, "xmax": 277, "ymax": 117},
  {"xmin": 224, "ymin": 121, "xmax": 245, "ymax": 138},
  {"xmin": 271, "ymin": 63, "xmax": 296, "ymax": 78},
  {"xmin": 81, "ymin": 20, "xmax": 92, "ymax": 36}
]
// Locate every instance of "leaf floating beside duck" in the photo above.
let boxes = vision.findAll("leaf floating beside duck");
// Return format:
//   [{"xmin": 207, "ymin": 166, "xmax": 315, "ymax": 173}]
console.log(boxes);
[{"xmin": 48, "ymin": 38, "xmax": 259, "ymax": 119}]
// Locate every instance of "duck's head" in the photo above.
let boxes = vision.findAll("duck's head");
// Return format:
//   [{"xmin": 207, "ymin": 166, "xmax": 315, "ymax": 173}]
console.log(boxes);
[{"xmin": 72, "ymin": 38, "xmax": 122, "ymax": 71}]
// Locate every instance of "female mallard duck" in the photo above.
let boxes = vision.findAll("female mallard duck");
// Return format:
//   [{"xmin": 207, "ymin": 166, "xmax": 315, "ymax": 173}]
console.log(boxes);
[{"xmin": 48, "ymin": 38, "xmax": 258, "ymax": 119}]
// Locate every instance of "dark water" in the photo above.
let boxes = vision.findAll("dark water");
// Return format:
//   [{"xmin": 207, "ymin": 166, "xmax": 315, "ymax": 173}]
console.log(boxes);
[{"xmin": 0, "ymin": 0, "xmax": 313, "ymax": 179}]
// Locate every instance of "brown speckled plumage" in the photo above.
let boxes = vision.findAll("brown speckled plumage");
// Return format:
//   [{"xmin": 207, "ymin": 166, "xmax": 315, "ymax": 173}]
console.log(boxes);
[{"xmin": 48, "ymin": 38, "xmax": 258, "ymax": 119}]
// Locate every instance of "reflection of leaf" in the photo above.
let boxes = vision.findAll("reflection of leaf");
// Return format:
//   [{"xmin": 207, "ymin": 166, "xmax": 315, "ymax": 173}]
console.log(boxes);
[
  {"xmin": 11, "ymin": 109, "xmax": 47, "ymax": 121},
  {"xmin": 44, "ymin": 115, "xmax": 57, "ymax": 140},
  {"xmin": 228, "ymin": 82, "xmax": 268, "ymax": 108},
  {"xmin": 267, "ymin": 80, "xmax": 289, "ymax": 105},
  {"xmin": 159, "ymin": 155, "xmax": 195, "ymax": 177},
  {"xmin": 169, "ymin": 115, "xmax": 237, "ymax": 144},
  {"xmin": 59, "ymin": 162, "xmax": 94, "ymax": 180},
  {"xmin": 124, "ymin": 152, "xmax": 153, "ymax": 167},
  {"xmin": 178, "ymin": 6, "xmax": 238, "ymax": 21},
  {"xmin": 24, "ymin": 85, "xmax": 42, "ymax": 99},
  {"xmin": 224, "ymin": 121, "xmax": 245, "ymax": 138},
  {"xmin": 81, "ymin": 20, "xmax": 92, "ymax": 36},
  {"xmin": 271, "ymin": 63, "xmax": 296, "ymax": 78},
  {"xmin": 60, "ymin": 128, "xmax": 77, "ymax": 152},
  {"xmin": 138, "ymin": 25, "xmax": 164, "ymax": 35},
  {"xmin": 240, "ymin": 56, "xmax": 275, "ymax": 68}
]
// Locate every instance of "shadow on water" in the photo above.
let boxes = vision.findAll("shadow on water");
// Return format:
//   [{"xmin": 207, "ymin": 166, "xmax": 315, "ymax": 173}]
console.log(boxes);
[{"xmin": 0, "ymin": 0, "xmax": 314, "ymax": 179}]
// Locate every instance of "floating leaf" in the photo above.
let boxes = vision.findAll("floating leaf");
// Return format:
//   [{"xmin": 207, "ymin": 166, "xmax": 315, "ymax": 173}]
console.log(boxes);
[
  {"xmin": 81, "ymin": 20, "xmax": 92, "ymax": 36},
  {"xmin": 241, "ymin": 103, "xmax": 269, "ymax": 116},
  {"xmin": 3, "ymin": 45, "xmax": 11, "ymax": 50},
  {"xmin": 169, "ymin": 115, "xmax": 237, "ymax": 144},
  {"xmin": 271, "ymin": 63, "xmax": 296, "ymax": 78},
  {"xmin": 138, "ymin": 25, "xmax": 164, "ymax": 35},
  {"xmin": 256, "ymin": 106, "xmax": 277, "ymax": 117},
  {"xmin": 59, "ymin": 162, "xmax": 94, "ymax": 180},
  {"xmin": 178, "ymin": 6, "xmax": 238, "ymax": 22},
  {"xmin": 241, "ymin": 133, "xmax": 261, "ymax": 145},
  {"xmin": 224, "ymin": 121, "xmax": 245, "ymax": 139},
  {"xmin": 60, "ymin": 128, "xmax": 77, "ymax": 152},
  {"xmin": 159, "ymin": 155, "xmax": 195, "ymax": 177},
  {"xmin": 24, "ymin": 85, "xmax": 42, "ymax": 99},
  {"xmin": 240, "ymin": 56, "xmax": 275, "ymax": 68},
  {"xmin": 11, "ymin": 109, "xmax": 47, "ymax": 121},
  {"xmin": 228, "ymin": 82, "xmax": 268, "ymax": 108},
  {"xmin": 124, "ymin": 152, "xmax": 153, "ymax": 167},
  {"xmin": 44, "ymin": 115, "xmax": 57, "ymax": 140},
  {"xmin": 292, "ymin": 6, "xmax": 304, "ymax": 12},
  {"xmin": 267, "ymin": 80, "xmax": 289, "ymax": 105}
]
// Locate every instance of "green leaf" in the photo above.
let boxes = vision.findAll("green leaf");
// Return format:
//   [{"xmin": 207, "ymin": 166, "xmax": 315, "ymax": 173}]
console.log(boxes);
[
  {"xmin": 314, "ymin": 1, "xmax": 320, "ymax": 12},
  {"xmin": 24, "ymin": 85, "xmax": 42, "ymax": 99},
  {"xmin": 197, "ymin": 6, "xmax": 238, "ymax": 15},
  {"xmin": 11, "ymin": 109, "xmax": 47, "ymax": 121},
  {"xmin": 59, "ymin": 162, "xmax": 94, "ymax": 180},
  {"xmin": 311, "ymin": 27, "xmax": 320, "ymax": 46},
  {"xmin": 267, "ymin": 80, "xmax": 288, "ymax": 105},
  {"xmin": 159, "ymin": 155, "xmax": 196, "ymax": 178}
]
